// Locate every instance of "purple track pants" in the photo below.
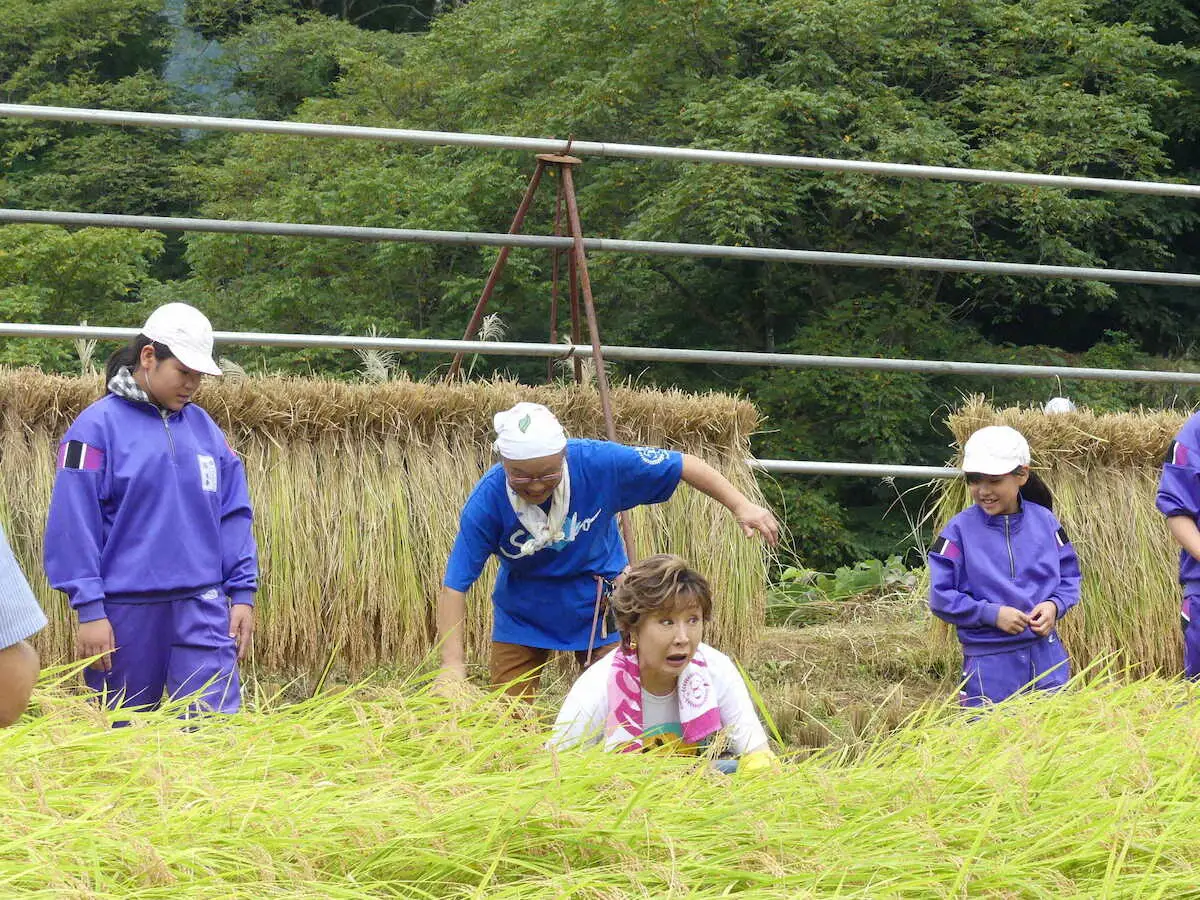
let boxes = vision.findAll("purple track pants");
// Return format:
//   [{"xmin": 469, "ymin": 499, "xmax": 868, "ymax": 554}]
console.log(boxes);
[
  {"xmin": 1182, "ymin": 596, "xmax": 1200, "ymax": 680},
  {"xmin": 960, "ymin": 633, "xmax": 1070, "ymax": 707},
  {"xmin": 84, "ymin": 589, "xmax": 241, "ymax": 714}
]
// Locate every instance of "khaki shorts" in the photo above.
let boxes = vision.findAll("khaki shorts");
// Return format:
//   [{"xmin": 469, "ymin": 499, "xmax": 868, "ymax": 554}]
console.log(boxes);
[{"xmin": 490, "ymin": 640, "xmax": 618, "ymax": 698}]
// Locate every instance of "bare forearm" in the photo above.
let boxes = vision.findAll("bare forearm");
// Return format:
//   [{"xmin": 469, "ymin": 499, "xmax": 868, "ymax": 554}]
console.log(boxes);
[
  {"xmin": 1168, "ymin": 516, "xmax": 1200, "ymax": 562},
  {"xmin": 680, "ymin": 454, "xmax": 780, "ymax": 545},
  {"xmin": 680, "ymin": 454, "xmax": 749, "ymax": 513},
  {"xmin": 436, "ymin": 586, "xmax": 468, "ymax": 674},
  {"xmin": 0, "ymin": 641, "xmax": 38, "ymax": 727}
]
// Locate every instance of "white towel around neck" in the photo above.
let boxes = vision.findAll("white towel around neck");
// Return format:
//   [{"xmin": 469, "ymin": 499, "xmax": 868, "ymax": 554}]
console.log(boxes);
[{"xmin": 505, "ymin": 460, "xmax": 572, "ymax": 558}]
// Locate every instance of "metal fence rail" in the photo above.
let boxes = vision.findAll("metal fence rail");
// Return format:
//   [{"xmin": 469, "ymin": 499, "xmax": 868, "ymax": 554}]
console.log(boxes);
[
  {"xmin": 2, "ymin": 102, "xmax": 1194, "ymax": 482},
  {"xmin": 5, "ymin": 207, "xmax": 1200, "ymax": 288},
  {"xmin": 3, "ymin": 103, "xmax": 1199, "ymax": 198},
  {"xmin": 5, "ymin": 322, "xmax": 1200, "ymax": 385},
  {"xmin": 750, "ymin": 460, "xmax": 959, "ymax": 478}
]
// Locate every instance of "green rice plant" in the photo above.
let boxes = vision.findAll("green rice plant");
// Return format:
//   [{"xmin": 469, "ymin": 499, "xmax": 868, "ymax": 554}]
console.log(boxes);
[
  {"xmin": 0, "ymin": 370, "xmax": 769, "ymax": 680},
  {"xmin": 3, "ymin": 666, "xmax": 1199, "ymax": 897}
]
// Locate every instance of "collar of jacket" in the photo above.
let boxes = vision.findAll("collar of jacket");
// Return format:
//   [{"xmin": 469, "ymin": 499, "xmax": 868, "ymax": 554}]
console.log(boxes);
[
  {"xmin": 979, "ymin": 499, "xmax": 1026, "ymax": 532},
  {"xmin": 107, "ymin": 366, "xmax": 182, "ymax": 418}
]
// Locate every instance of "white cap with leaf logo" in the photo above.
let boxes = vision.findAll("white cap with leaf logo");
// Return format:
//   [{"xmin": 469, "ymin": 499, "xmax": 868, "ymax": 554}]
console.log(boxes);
[{"xmin": 492, "ymin": 402, "xmax": 566, "ymax": 460}]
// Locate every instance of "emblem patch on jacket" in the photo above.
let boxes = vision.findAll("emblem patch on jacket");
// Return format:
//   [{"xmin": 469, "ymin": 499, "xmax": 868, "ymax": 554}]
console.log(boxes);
[
  {"xmin": 930, "ymin": 535, "xmax": 961, "ymax": 560},
  {"xmin": 198, "ymin": 454, "xmax": 218, "ymax": 492},
  {"xmin": 57, "ymin": 440, "xmax": 103, "ymax": 471}
]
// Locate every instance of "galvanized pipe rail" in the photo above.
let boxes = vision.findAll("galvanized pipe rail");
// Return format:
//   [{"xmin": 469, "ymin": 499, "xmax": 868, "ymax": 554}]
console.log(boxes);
[
  {"xmin": 4, "ymin": 208, "xmax": 1199, "ymax": 288},
  {"xmin": 749, "ymin": 460, "xmax": 959, "ymax": 478},
  {"xmin": 1, "ymin": 104, "xmax": 1190, "ymax": 481},
  {"xmin": 0, "ymin": 321, "xmax": 1158, "ymax": 479},
  {"xmin": 4, "ymin": 322, "xmax": 1199, "ymax": 385},
  {"xmin": 2, "ymin": 103, "xmax": 1199, "ymax": 198}
]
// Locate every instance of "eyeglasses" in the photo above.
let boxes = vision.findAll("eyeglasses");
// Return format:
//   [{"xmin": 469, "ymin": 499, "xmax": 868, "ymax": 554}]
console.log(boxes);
[{"xmin": 506, "ymin": 470, "xmax": 563, "ymax": 487}]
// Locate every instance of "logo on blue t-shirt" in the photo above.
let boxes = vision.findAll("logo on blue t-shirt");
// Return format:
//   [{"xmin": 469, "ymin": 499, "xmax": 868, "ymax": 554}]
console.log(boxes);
[
  {"xmin": 635, "ymin": 447, "xmax": 669, "ymax": 465},
  {"xmin": 499, "ymin": 507, "xmax": 604, "ymax": 559}
]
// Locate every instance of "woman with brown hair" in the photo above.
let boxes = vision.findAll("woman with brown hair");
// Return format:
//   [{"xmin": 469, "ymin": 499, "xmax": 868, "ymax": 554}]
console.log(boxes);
[{"xmin": 549, "ymin": 554, "xmax": 773, "ymax": 770}]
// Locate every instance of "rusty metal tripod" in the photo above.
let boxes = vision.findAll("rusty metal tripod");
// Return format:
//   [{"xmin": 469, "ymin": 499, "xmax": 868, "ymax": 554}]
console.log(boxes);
[{"xmin": 447, "ymin": 151, "xmax": 637, "ymax": 598}]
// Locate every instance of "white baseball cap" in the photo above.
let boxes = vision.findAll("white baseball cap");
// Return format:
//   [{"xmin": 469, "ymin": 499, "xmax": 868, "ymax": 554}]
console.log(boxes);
[
  {"xmin": 961, "ymin": 425, "xmax": 1031, "ymax": 475},
  {"xmin": 141, "ymin": 303, "xmax": 222, "ymax": 376}
]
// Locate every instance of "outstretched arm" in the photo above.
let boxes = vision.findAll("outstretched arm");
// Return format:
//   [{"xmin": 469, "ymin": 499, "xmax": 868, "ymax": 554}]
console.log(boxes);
[
  {"xmin": 680, "ymin": 454, "xmax": 779, "ymax": 545},
  {"xmin": 436, "ymin": 586, "xmax": 469, "ymax": 681}
]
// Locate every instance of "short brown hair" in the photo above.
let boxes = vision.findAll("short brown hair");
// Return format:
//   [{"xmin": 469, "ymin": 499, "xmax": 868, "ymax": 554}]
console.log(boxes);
[{"xmin": 611, "ymin": 554, "xmax": 713, "ymax": 648}]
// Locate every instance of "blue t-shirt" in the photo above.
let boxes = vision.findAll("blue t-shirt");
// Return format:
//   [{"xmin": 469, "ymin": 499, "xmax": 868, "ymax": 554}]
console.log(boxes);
[{"xmin": 444, "ymin": 439, "xmax": 684, "ymax": 650}]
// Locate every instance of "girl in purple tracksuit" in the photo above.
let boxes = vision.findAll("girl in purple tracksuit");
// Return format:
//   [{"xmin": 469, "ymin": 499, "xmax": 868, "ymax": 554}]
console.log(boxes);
[
  {"xmin": 929, "ymin": 426, "xmax": 1081, "ymax": 706},
  {"xmin": 43, "ymin": 303, "xmax": 258, "ymax": 714},
  {"xmin": 1156, "ymin": 412, "xmax": 1200, "ymax": 678}
]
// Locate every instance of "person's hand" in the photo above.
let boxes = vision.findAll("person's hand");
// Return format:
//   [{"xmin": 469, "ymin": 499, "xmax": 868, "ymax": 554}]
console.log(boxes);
[
  {"xmin": 432, "ymin": 667, "xmax": 486, "ymax": 710},
  {"xmin": 432, "ymin": 665, "xmax": 471, "ymax": 697},
  {"xmin": 738, "ymin": 749, "xmax": 780, "ymax": 776},
  {"xmin": 733, "ymin": 502, "xmax": 780, "ymax": 546},
  {"xmin": 77, "ymin": 618, "xmax": 115, "ymax": 672},
  {"xmin": 1028, "ymin": 601, "xmax": 1058, "ymax": 637},
  {"xmin": 229, "ymin": 603, "xmax": 255, "ymax": 661},
  {"xmin": 995, "ymin": 605, "xmax": 1031, "ymax": 635}
]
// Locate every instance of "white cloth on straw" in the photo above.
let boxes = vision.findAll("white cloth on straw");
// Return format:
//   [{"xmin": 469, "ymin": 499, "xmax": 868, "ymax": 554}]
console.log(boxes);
[{"xmin": 492, "ymin": 402, "xmax": 566, "ymax": 461}]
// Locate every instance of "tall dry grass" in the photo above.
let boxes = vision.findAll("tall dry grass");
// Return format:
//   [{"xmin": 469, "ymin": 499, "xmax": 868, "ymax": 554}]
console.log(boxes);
[
  {"xmin": 934, "ymin": 397, "xmax": 1187, "ymax": 676},
  {"xmin": 4, "ymin": 369, "xmax": 768, "ymax": 678}
]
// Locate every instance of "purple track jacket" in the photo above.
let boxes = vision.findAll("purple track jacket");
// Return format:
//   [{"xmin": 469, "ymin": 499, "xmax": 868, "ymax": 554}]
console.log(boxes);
[
  {"xmin": 1156, "ymin": 412, "xmax": 1200, "ymax": 595},
  {"xmin": 929, "ymin": 500, "xmax": 1081, "ymax": 654},
  {"xmin": 44, "ymin": 393, "xmax": 258, "ymax": 624}
]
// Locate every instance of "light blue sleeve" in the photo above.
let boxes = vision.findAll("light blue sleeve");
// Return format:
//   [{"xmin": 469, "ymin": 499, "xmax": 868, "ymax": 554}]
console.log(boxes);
[{"xmin": 0, "ymin": 523, "xmax": 46, "ymax": 648}]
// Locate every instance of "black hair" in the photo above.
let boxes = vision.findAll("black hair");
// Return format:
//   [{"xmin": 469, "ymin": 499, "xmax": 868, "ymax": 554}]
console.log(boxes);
[
  {"xmin": 965, "ymin": 467, "xmax": 1055, "ymax": 511},
  {"xmin": 1019, "ymin": 470, "xmax": 1054, "ymax": 511},
  {"xmin": 104, "ymin": 335, "xmax": 174, "ymax": 386}
]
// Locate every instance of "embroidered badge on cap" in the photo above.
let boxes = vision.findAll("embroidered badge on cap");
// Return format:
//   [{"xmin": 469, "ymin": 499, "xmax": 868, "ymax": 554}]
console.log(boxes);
[{"xmin": 57, "ymin": 440, "xmax": 103, "ymax": 471}]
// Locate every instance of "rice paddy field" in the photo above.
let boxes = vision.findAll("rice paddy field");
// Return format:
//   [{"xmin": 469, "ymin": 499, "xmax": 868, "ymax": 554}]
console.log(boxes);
[
  {"xmin": 4, "ymin": 663, "xmax": 1199, "ymax": 898},
  {"xmin": 7, "ymin": 377, "xmax": 1200, "ymax": 895}
]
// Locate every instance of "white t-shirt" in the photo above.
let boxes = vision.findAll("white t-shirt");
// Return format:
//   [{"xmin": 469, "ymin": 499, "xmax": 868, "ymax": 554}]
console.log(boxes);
[{"xmin": 549, "ymin": 643, "xmax": 769, "ymax": 756}]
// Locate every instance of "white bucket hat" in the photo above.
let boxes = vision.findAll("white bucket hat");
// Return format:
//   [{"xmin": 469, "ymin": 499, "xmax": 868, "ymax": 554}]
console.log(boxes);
[
  {"xmin": 961, "ymin": 425, "xmax": 1031, "ymax": 475},
  {"xmin": 141, "ymin": 303, "xmax": 222, "ymax": 376}
]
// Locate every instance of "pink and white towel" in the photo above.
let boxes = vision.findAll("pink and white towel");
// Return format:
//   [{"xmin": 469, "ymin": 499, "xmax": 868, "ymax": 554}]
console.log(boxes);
[{"xmin": 603, "ymin": 646, "xmax": 722, "ymax": 752}]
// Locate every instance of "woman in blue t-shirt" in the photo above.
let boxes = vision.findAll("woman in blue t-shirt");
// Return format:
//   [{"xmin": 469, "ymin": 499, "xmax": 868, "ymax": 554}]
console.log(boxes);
[{"xmin": 437, "ymin": 402, "xmax": 778, "ymax": 698}]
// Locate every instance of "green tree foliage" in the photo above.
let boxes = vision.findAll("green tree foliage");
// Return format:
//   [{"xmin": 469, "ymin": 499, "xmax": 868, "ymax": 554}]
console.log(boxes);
[
  {"xmin": 0, "ymin": 0, "xmax": 187, "ymax": 216},
  {"xmin": 0, "ymin": 225, "xmax": 163, "ymax": 369},
  {"xmin": 183, "ymin": 0, "xmax": 1198, "ymax": 347},
  {"xmin": 185, "ymin": 0, "xmax": 455, "ymax": 38},
  {"xmin": 172, "ymin": 0, "xmax": 1200, "ymax": 562}
]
